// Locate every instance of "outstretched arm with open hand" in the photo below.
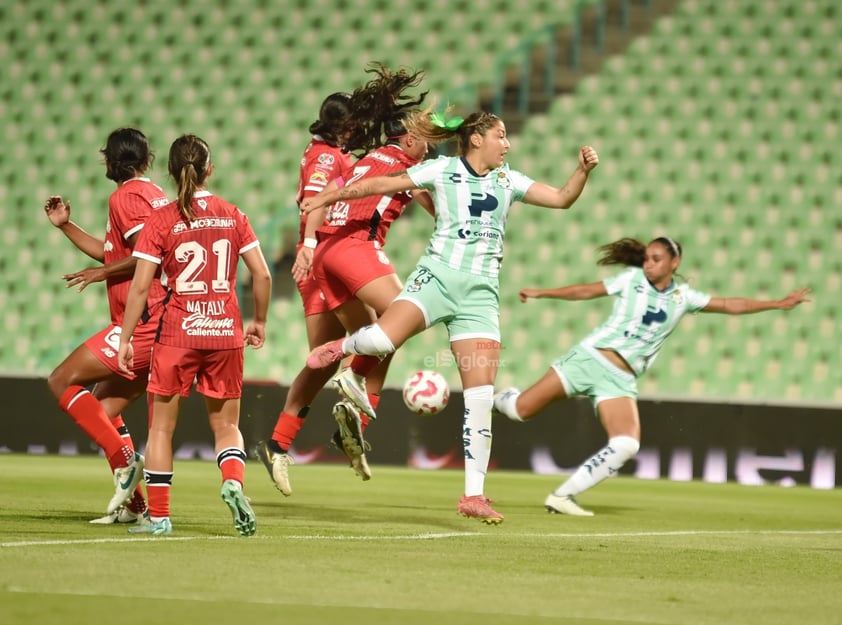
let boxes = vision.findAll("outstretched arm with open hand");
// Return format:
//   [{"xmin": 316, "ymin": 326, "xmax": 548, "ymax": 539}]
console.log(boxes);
[{"xmin": 702, "ymin": 288, "xmax": 812, "ymax": 315}]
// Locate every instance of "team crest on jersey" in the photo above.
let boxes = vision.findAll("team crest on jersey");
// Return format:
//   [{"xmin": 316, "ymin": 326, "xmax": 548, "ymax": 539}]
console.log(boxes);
[
  {"xmin": 197, "ymin": 199, "xmax": 207, "ymax": 211},
  {"xmin": 317, "ymin": 153, "xmax": 335, "ymax": 166},
  {"xmin": 495, "ymin": 171, "xmax": 512, "ymax": 189}
]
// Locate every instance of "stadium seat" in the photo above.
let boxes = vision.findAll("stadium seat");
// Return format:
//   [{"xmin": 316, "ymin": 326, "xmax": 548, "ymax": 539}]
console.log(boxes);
[{"xmin": 1, "ymin": 0, "xmax": 838, "ymax": 404}]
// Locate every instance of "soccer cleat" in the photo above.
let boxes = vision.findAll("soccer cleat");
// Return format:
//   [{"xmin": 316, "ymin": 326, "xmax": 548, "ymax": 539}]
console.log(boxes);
[
  {"xmin": 128, "ymin": 516, "xmax": 172, "ymax": 535},
  {"xmin": 331, "ymin": 401, "xmax": 372, "ymax": 480},
  {"xmin": 544, "ymin": 493, "xmax": 594, "ymax": 517},
  {"xmin": 253, "ymin": 440, "xmax": 295, "ymax": 496},
  {"xmin": 457, "ymin": 495, "xmax": 504, "ymax": 525},
  {"xmin": 327, "ymin": 374, "xmax": 341, "ymax": 392},
  {"xmin": 334, "ymin": 368, "xmax": 376, "ymax": 420},
  {"xmin": 306, "ymin": 338, "xmax": 346, "ymax": 369},
  {"xmin": 107, "ymin": 452, "xmax": 145, "ymax": 514},
  {"xmin": 221, "ymin": 479, "xmax": 257, "ymax": 537},
  {"xmin": 89, "ymin": 506, "xmax": 141, "ymax": 524}
]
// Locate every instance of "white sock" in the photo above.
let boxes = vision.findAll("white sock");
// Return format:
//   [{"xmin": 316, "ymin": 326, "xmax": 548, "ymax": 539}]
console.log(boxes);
[
  {"xmin": 343, "ymin": 323, "xmax": 395, "ymax": 356},
  {"xmin": 556, "ymin": 435, "xmax": 640, "ymax": 497},
  {"xmin": 494, "ymin": 388, "xmax": 523, "ymax": 421},
  {"xmin": 462, "ymin": 385, "xmax": 494, "ymax": 497}
]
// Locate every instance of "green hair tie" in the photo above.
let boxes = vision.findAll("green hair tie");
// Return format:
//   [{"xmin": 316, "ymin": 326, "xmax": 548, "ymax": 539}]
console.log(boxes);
[{"xmin": 430, "ymin": 112, "xmax": 465, "ymax": 131}]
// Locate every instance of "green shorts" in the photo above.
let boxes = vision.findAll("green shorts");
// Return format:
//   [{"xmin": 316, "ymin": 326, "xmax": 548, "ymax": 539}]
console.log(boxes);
[
  {"xmin": 551, "ymin": 344, "xmax": 638, "ymax": 409},
  {"xmin": 395, "ymin": 257, "xmax": 500, "ymax": 342}
]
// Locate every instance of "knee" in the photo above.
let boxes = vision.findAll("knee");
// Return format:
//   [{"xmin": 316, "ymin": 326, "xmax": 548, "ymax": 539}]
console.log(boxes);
[
  {"xmin": 608, "ymin": 435, "xmax": 640, "ymax": 463},
  {"xmin": 47, "ymin": 367, "xmax": 72, "ymax": 400}
]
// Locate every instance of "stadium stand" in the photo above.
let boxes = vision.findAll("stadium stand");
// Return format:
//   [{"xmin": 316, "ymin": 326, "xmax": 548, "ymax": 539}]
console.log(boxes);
[{"xmin": 0, "ymin": 0, "xmax": 838, "ymax": 404}]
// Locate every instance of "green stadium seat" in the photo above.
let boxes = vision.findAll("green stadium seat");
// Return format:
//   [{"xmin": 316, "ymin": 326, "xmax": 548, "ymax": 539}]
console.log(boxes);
[{"xmin": 0, "ymin": 0, "xmax": 838, "ymax": 403}]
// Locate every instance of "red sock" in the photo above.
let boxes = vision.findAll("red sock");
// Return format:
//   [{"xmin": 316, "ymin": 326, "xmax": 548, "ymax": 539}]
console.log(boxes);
[
  {"xmin": 351, "ymin": 355, "xmax": 381, "ymax": 377},
  {"xmin": 359, "ymin": 393, "xmax": 380, "ymax": 432},
  {"xmin": 217, "ymin": 448, "xmax": 246, "ymax": 486},
  {"xmin": 272, "ymin": 411, "xmax": 305, "ymax": 450},
  {"xmin": 145, "ymin": 471, "xmax": 172, "ymax": 519},
  {"xmin": 109, "ymin": 414, "xmax": 131, "ymax": 441},
  {"xmin": 126, "ymin": 489, "xmax": 147, "ymax": 514},
  {"xmin": 59, "ymin": 386, "xmax": 131, "ymax": 466}
]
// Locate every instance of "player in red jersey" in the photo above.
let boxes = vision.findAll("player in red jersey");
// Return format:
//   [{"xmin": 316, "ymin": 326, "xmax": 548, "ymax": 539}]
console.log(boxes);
[
  {"xmin": 290, "ymin": 116, "xmax": 433, "ymax": 478},
  {"xmin": 250, "ymin": 93, "xmax": 354, "ymax": 494},
  {"xmin": 44, "ymin": 127, "xmax": 169, "ymax": 523},
  {"xmin": 118, "ymin": 134, "xmax": 271, "ymax": 536},
  {"xmin": 254, "ymin": 63, "xmax": 428, "ymax": 493}
]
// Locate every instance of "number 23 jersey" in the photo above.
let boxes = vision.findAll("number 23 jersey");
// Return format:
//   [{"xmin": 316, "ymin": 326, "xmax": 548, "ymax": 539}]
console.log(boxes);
[{"xmin": 133, "ymin": 190, "xmax": 260, "ymax": 350}]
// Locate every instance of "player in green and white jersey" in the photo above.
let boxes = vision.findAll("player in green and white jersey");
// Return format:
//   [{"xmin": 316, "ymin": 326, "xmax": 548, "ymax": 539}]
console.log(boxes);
[
  {"xmin": 303, "ymin": 109, "xmax": 600, "ymax": 523},
  {"xmin": 494, "ymin": 236, "xmax": 811, "ymax": 517}
]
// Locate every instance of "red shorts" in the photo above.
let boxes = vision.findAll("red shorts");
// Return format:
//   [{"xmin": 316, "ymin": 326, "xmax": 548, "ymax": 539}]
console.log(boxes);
[
  {"xmin": 314, "ymin": 236, "xmax": 396, "ymax": 311},
  {"xmin": 85, "ymin": 322, "xmax": 157, "ymax": 378},
  {"xmin": 148, "ymin": 344, "xmax": 244, "ymax": 399},
  {"xmin": 295, "ymin": 242, "xmax": 332, "ymax": 316}
]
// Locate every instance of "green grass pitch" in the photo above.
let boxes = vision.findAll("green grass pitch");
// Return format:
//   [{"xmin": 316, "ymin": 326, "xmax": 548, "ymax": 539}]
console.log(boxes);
[{"xmin": 1, "ymin": 454, "xmax": 840, "ymax": 625}]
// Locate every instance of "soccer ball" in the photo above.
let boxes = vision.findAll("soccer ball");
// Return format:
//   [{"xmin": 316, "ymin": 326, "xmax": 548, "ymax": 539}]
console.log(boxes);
[{"xmin": 402, "ymin": 370, "xmax": 450, "ymax": 415}]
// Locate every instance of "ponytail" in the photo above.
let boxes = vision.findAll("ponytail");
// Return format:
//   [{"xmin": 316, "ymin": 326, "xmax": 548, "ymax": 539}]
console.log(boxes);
[
  {"xmin": 405, "ymin": 109, "xmax": 501, "ymax": 156},
  {"xmin": 176, "ymin": 163, "xmax": 199, "ymax": 221},
  {"xmin": 597, "ymin": 236, "xmax": 684, "ymax": 268},
  {"xmin": 597, "ymin": 238, "xmax": 647, "ymax": 267},
  {"xmin": 168, "ymin": 135, "xmax": 211, "ymax": 222}
]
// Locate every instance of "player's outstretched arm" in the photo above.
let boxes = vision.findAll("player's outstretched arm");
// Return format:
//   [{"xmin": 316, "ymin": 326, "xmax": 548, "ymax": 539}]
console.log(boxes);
[
  {"xmin": 520, "ymin": 281, "xmax": 608, "ymax": 303},
  {"xmin": 300, "ymin": 172, "xmax": 416, "ymax": 214},
  {"xmin": 701, "ymin": 287, "xmax": 812, "ymax": 315}
]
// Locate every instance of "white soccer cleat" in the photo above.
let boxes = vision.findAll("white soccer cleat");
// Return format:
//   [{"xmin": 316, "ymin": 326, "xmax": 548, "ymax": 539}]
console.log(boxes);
[
  {"xmin": 107, "ymin": 452, "xmax": 145, "ymax": 514},
  {"xmin": 544, "ymin": 493, "xmax": 594, "ymax": 517},
  {"xmin": 89, "ymin": 507, "xmax": 141, "ymax": 524},
  {"xmin": 253, "ymin": 440, "xmax": 295, "ymax": 496},
  {"xmin": 331, "ymin": 401, "xmax": 372, "ymax": 481},
  {"xmin": 335, "ymin": 368, "xmax": 376, "ymax": 420}
]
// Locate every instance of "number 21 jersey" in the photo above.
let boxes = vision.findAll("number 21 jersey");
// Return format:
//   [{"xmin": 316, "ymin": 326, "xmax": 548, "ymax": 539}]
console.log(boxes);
[{"xmin": 133, "ymin": 190, "xmax": 260, "ymax": 350}]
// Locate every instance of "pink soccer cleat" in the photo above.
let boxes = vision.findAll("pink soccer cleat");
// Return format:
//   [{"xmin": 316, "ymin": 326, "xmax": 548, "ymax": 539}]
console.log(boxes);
[
  {"xmin": 457, "ymin": 495, "xmax": 504, "ymax": 525},
  {"xmin": 306, "ymin": 339, "xmax": 347, "ymax": 369}
]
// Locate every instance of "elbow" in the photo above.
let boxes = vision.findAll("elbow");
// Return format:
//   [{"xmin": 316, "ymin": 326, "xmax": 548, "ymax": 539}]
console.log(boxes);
[{"xmin": 555, "ymin": 191, "xmax": 577, "ymax": 209}]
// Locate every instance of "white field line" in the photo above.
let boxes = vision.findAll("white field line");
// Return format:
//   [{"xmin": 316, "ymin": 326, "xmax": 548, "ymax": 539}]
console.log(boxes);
[{"xmin": 2, "ymin": 528, "xmax": 841, "ymax": 548}]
